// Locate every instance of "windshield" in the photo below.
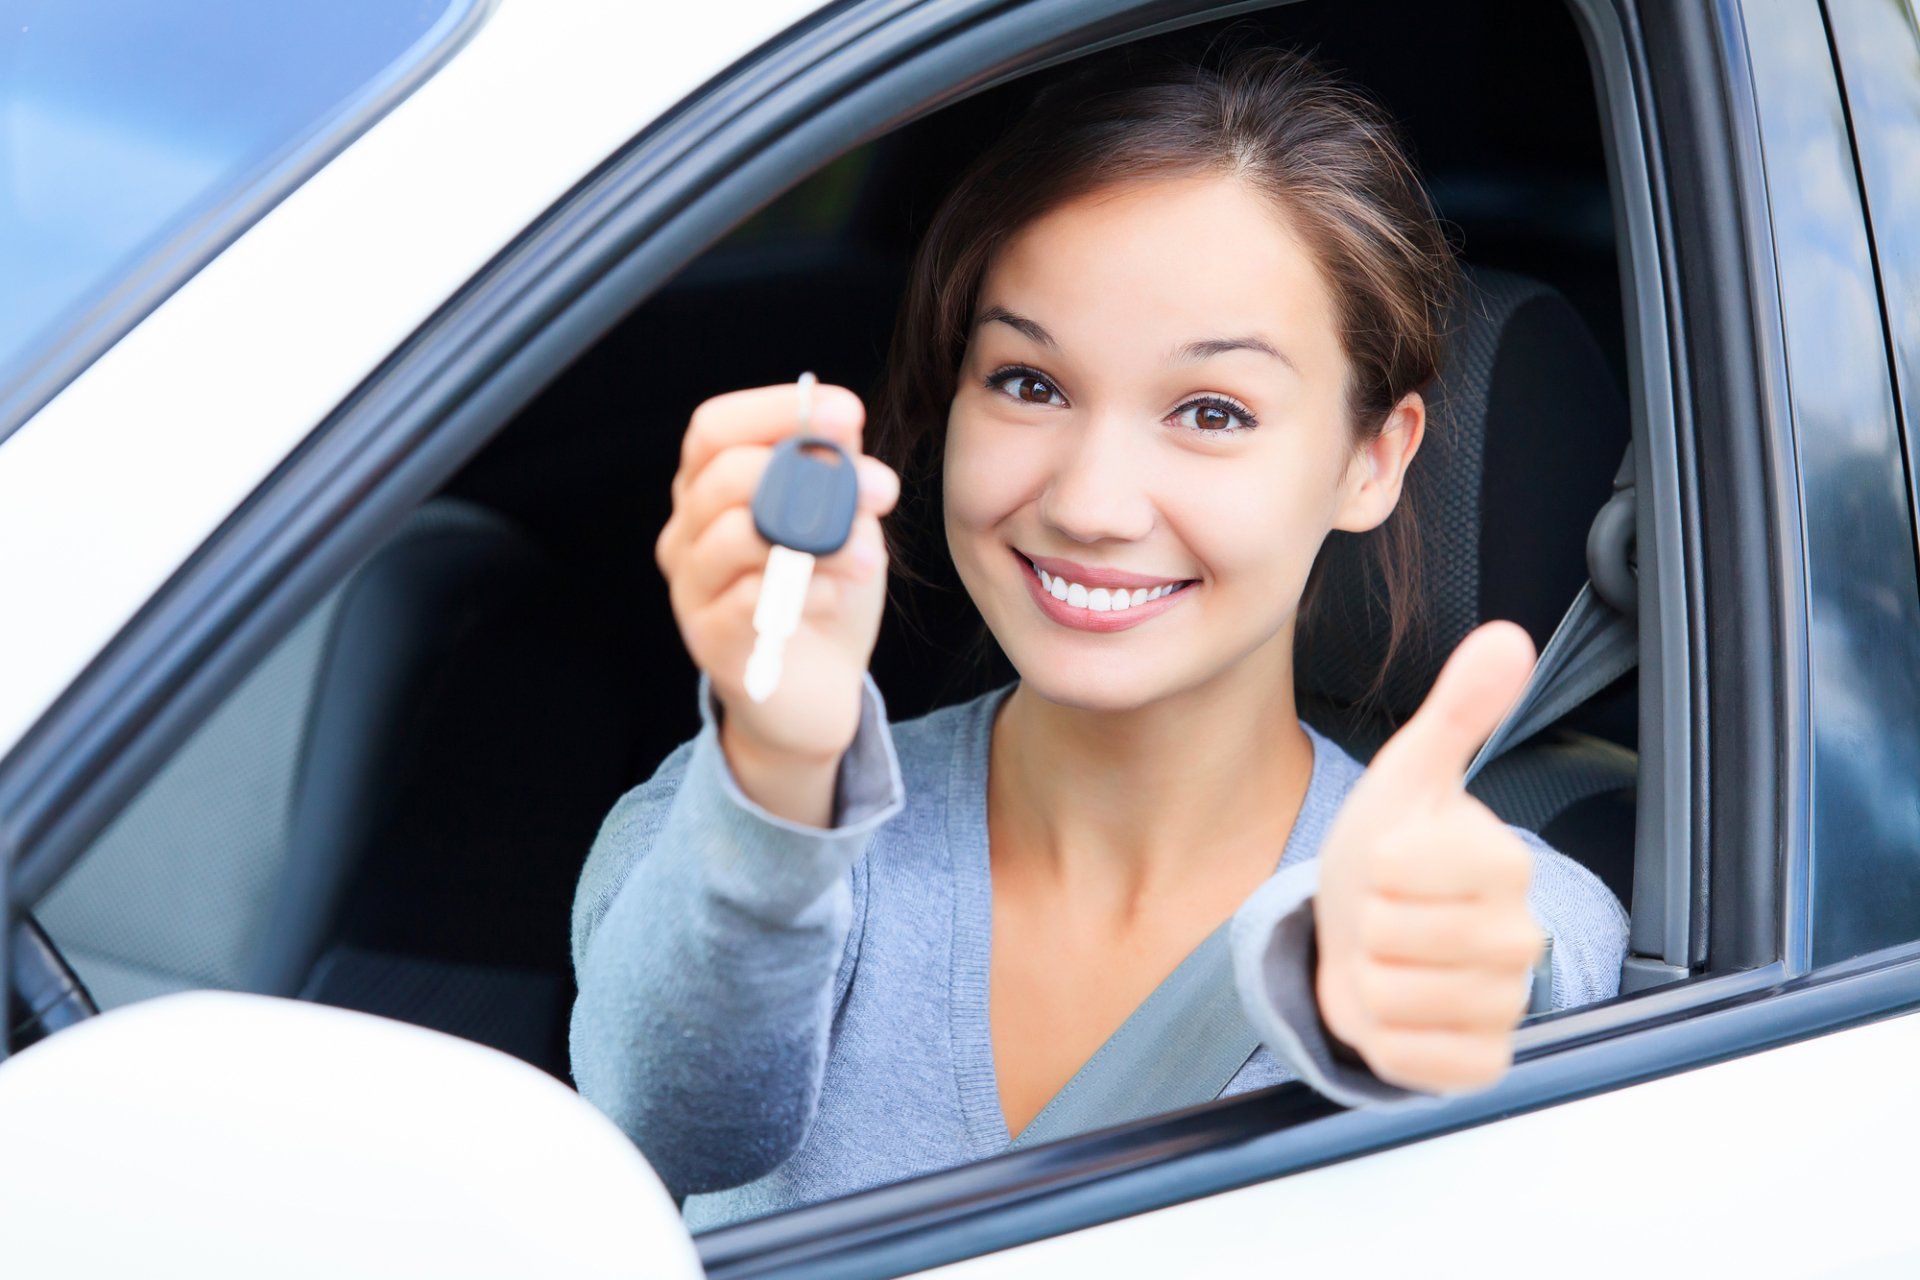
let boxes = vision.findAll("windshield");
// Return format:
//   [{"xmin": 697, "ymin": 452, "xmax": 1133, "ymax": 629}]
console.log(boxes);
[{"xmin": 0, "ymin": 0, "xmax": 485, "ymax": 433}]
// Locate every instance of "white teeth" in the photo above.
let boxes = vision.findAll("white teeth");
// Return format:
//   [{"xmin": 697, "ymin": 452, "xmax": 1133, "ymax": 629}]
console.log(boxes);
[{"xmin": 1029, "ymin": 559, "xmax": 1187, "ymax": 611}]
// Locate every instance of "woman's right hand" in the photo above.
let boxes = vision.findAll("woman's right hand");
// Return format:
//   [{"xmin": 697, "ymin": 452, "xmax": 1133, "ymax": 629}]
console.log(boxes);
[{"xmin": 655, "ymin": 382, "xmax": 900, "ymax": 820}]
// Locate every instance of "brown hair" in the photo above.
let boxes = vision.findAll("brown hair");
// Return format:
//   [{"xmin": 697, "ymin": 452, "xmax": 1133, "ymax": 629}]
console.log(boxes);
[{"xmin": 869, "ymin": 40, "xmax": 1463, "ymax": 708}]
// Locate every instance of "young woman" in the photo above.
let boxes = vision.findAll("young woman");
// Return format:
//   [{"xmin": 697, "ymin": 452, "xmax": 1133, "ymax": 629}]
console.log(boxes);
[{"xmin": 571, "ymin": 44, "xmax": 1630, "ymax": 1228}]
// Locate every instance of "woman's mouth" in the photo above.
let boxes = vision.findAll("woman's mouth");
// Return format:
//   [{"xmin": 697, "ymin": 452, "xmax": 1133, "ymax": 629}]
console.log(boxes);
[{"xmin": 1012, "ymin": 549, "xmax": 1196, "ymax": 633}]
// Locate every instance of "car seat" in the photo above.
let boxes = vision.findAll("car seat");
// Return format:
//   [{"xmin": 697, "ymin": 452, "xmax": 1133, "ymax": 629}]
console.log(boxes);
[
  {"xmin": 1297, "ymin": 264, "xmax": 1637, "ymax": 908},
  {"xmin": 34, "ymin": 496, "xmax": 636, "ymax": 1074}
]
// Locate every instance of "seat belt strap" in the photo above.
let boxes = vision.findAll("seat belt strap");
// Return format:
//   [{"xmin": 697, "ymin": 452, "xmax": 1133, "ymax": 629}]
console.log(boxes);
[
  {"xmin": 1007, "ymin": 923, "xmax": 1258, "ymax": 1151},
  {"xmin": 1467, "ymin": 581, "xmax": 1637, "ymax": 782},
  {"xmin": 1470, "ymin": 440, "xmax": 1640, "ymax": 781}
]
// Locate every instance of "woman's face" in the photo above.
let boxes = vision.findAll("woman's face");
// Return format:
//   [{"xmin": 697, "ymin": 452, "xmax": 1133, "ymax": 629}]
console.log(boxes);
[{"xmin": 944, "ymin": 172, "xmax": 1421, "ymax": 712}]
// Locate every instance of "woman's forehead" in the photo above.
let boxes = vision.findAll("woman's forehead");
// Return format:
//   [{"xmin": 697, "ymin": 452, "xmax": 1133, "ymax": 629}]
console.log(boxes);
[{"xmin": 976, "ymin": 173, "xmax": 1340, "ymax": 371}]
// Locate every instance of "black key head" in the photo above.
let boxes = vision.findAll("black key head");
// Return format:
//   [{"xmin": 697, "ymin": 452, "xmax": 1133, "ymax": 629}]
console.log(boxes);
[{"xmin": 751, "ymin": 434, "xmax": 860, "ymax": 556}]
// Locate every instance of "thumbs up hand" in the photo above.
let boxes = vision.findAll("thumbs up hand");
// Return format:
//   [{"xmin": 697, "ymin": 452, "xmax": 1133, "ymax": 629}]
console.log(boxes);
[{"xmin": 1311, "ymin": 620, "xmax": 1547, "ymax": 1094}]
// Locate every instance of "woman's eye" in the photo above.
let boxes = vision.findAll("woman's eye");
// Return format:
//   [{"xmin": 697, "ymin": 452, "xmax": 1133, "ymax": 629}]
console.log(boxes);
[
  {"xmin": 1173, "ymin": 397, "xmax": 1258, "ymax": 434},
  {"xmin": 985, "ymin": 368, "xmax": 1066, "ymax": 407}
]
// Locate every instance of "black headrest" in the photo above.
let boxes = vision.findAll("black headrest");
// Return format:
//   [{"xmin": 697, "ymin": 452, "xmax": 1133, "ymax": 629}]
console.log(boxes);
[{"xmin": 1298, "ymin": 265, "xmax": 1629, "ymax": 725}]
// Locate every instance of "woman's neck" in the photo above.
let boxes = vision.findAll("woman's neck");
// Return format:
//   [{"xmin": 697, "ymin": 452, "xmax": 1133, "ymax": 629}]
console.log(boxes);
[{"xmin": 987, "ymin": 647, "xmax": 1315, "ymax": 920}]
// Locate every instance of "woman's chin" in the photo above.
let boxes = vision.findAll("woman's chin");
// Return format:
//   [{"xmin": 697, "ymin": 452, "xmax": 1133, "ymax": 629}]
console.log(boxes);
[{"xmin": 1001, "ymin": 644, "xmax": 1185, "ymax": 713}]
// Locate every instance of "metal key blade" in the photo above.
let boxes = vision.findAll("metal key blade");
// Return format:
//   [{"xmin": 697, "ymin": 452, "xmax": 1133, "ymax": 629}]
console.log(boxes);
[{"xmin": 745, "ymin": 544, "xmax": 815, "ymax": 702}]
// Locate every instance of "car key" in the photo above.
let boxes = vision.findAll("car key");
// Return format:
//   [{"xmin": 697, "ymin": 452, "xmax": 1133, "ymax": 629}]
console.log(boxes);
[{"xmin": 744, "ymin": 372, "xmax": 861, "ymax": 703}]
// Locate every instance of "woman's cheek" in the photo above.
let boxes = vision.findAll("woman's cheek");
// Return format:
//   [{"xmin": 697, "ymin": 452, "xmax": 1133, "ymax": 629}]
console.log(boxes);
[
  {"xmin": 942, "ymin": 416, "xmax": 1031, "ymax": 534},
  {"xmin": 1178, "ymin": 477, "xmax": 1326, "ymax": 617}
]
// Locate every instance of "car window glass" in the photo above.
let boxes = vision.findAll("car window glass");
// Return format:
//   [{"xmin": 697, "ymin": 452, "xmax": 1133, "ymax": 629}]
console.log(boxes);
[{"xmin": 1809, "ymin": 0, "xmax": 1920, "ymax": 964}]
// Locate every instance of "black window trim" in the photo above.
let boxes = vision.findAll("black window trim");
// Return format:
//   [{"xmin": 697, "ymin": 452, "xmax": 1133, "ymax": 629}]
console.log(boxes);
[
  {"xmin": 4, "ymin": 0, "xmax": 1906, "ymax": 1275},
  {"xmin": 1640, "ymin": 0, "xmax": 1790, "ymax": 981}
]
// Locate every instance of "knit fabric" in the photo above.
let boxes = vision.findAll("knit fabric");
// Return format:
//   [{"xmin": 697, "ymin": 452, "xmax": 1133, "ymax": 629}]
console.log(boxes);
[{"xmin": 569, "ymin": 675, "xmax": 1629, "ymax": 1230}]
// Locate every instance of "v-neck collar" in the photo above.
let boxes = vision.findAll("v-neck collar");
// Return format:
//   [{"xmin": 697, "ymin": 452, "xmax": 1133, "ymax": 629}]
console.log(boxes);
[{"xmin": 943, "ymin": 681, "xmax": 1337, "ymax": 1158}]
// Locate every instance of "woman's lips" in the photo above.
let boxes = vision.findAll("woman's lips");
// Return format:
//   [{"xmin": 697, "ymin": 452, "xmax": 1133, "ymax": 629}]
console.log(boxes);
[{"xmin": 1012, "ymin": 548, "xmax": 1195, "ymax": 633}]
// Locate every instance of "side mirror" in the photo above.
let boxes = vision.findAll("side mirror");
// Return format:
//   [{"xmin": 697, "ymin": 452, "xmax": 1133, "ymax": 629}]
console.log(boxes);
[{"xmin": 0, "ymin": 990, "xmax": 702, "ymax": 1278}]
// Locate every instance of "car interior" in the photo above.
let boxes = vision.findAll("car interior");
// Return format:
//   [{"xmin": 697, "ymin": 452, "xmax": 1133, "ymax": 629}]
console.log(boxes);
[{"xmin": 33, "ymin": 0, "xmax": 1644, "ymax": 1104}]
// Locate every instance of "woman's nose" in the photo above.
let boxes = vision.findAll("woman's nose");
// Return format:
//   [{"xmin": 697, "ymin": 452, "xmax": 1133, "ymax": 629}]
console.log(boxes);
[{"xmin": 1037, "ymin": 413, "xmax": 1157, "ymax": 544}]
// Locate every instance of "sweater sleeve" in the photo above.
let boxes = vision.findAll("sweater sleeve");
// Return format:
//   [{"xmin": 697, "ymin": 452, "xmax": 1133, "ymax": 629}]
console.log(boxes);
[
  {"xmin": 568, "ymin": 671, "xmax": 905, "ymax": 1197},
  {"xmin": 1229, "ymin": 826, "xmax": 1630, "ymax": 1108}
]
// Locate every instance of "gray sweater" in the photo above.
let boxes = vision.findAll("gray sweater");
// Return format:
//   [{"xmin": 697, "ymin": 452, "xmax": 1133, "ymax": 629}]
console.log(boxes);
[{"xmin": 570, "ymin": 673, "xmax": 1629, "ymax": 1230}]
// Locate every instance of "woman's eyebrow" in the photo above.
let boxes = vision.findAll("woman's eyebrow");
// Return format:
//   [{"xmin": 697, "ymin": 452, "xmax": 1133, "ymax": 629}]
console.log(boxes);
[
  {"xmin": 972, "ymin": 305, "xmax": 1058, "ymax": 349},
  {"xmin": 1171, "ymin": 335, "xmax": 1299, "ymax": 375}
]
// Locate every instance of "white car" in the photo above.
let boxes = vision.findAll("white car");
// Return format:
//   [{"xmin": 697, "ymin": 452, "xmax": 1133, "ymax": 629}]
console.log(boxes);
[{"xmin": 4, "ymin": 0, "xmax": 1920, "ymax": 1275}]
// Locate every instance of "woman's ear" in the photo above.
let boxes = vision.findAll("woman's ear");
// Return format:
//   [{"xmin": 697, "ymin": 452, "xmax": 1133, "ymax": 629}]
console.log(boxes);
[{"xmin": 1332, "ymin": 391, "xmax": 1425, "ymax": 533}]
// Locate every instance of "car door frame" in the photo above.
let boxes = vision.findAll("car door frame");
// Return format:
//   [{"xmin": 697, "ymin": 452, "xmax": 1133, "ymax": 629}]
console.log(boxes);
[{"xmin": 5, "ymin": 0, "xmax": 1919, "ymax": 1276}]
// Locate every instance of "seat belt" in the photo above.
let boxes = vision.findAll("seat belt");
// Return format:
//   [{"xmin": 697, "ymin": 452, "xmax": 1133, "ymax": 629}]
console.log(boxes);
[
  {"xmin": 1466, "ymin": 582, "xmax": 1637, "ymax": 780},
  {"xmin": 1467, "ymin": 445, "xmax": 1639, "ymax": 782},
  {"xmin": 1007, "ymin": 923, "xmax": 1256, "ymax": 1150}
]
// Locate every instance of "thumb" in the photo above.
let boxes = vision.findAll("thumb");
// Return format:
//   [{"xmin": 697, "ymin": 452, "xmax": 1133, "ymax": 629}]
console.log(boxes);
[{"xmin": 1369, "ymin": 620, "xmax": 1537, "ymax": 792}]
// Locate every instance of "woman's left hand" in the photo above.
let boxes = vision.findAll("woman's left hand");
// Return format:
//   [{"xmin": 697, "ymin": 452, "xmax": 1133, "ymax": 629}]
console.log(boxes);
[{"xmin": 1311, "ymin": 620, "xmax": 1547, "ymax": 1094}]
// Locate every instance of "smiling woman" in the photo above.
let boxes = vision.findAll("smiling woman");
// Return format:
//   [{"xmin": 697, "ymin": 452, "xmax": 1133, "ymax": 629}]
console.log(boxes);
[
  {"xmin": 878, "ymin": 52, "xmax": 1461, "ymax": 702},
  {"xmin": 568, "ymin": 38, "xmax": 1628, "ymax": 1229},
  {"xmin": 936, "ymin": 170, "xmax": 1419, "ymax": 718}
]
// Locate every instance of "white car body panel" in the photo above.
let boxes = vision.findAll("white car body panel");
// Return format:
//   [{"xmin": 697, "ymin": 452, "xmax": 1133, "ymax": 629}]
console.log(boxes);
[
  {"xmin": 0, "ymin": 0, "xmax": 819, "ymax": 759},
  {"xmin": 927, "ymin": 1009, "xmax": 1920, "ymax": 1277}
]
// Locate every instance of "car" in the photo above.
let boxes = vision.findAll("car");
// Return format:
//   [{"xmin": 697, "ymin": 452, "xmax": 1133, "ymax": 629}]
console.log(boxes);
[{"xmin": 4, "ymin": 0, "xmax": 1920, "ymax": 1275}]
